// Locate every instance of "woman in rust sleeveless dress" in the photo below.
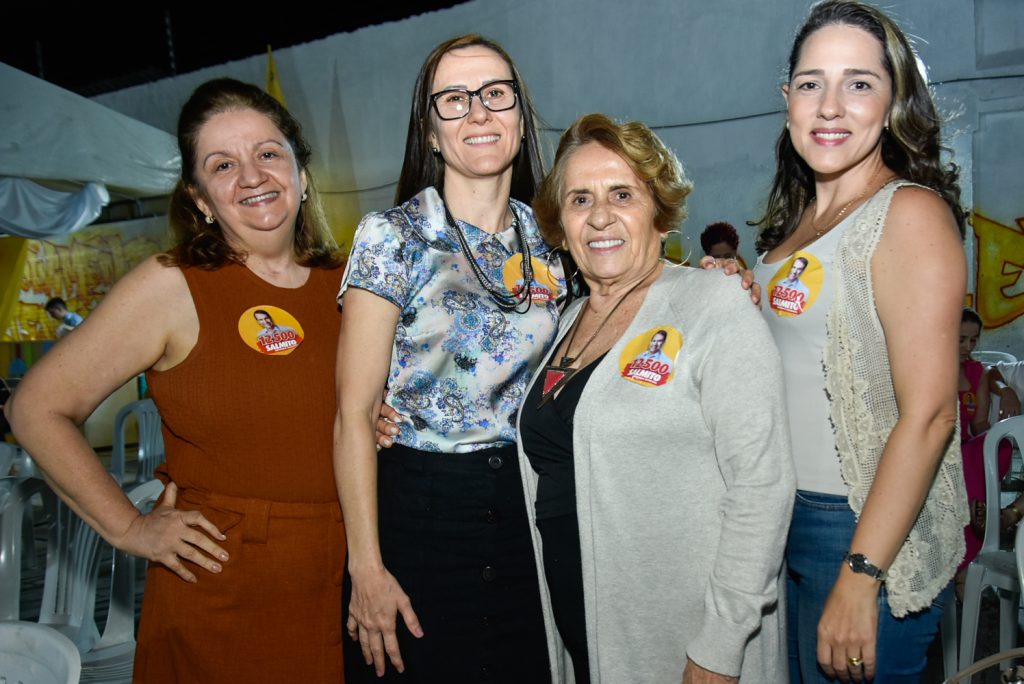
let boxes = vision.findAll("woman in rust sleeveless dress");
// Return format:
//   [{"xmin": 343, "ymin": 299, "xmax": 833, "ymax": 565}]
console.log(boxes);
[{"xmin": 6, "ymin": 79, "xmax": 347, "ymax": 682}]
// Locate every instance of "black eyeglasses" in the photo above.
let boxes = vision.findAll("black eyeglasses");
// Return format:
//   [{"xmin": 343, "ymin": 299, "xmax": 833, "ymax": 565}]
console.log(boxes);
[{"xmin": 430, "ymin": 80, "xmax": 519, "ymax": 120}]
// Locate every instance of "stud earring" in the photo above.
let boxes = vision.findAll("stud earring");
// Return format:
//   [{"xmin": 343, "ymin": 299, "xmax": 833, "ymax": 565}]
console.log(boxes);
[
  {"xmin": 204, "ymin": 214, "xmax": 215, "ymax": 224},
  {"xmin": 431, "ymin": 146, "xmax": 440, "ymax": 154},
  {"xmin": 301, "ymin": 191, "xmax": 308, "ymax": 202}
]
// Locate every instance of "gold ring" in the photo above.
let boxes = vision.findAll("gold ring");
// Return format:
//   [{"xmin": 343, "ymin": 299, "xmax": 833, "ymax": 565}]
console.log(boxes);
[{"xmin": 848, "ymin": 656, "xmax": 863, "ymax": 667}]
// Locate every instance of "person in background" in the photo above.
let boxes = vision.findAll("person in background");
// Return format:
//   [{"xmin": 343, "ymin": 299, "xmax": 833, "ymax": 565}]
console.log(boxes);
[
  {"xmin": 700, "ymin": 221, "xmax": 747, "ymax": 268},
  {"xmin": 956, "ymin": 307, "xmax": 1017, "ymax": 594},
  {"xmin": 987, "ymin": 363, "xmax": 1023, "ymax": 424},
  {"xmin": 752, "ymin": 1, "xmax": 968, "ymax": 681},
  {"xmin": 45, "ymin": 297, "xmax": 84, "ymax": 338}
]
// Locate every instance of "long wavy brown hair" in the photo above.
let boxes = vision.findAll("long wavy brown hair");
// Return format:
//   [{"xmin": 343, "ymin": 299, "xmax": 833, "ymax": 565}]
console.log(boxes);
[{"xmin": 754, "ymin": 0, "xmax": 964, "ymax": 253}]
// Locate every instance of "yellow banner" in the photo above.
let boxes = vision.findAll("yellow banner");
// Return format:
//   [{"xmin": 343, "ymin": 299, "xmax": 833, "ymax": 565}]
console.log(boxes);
[
  {"xmin": 972, "ymin": 212, "xmax": 1024, "ymax": 328},
  {"xmin": 266, "ymin": 46, "xmax": 288, "ymax": 108},
  {"xmin": 0, "ymin": 237, "xmax": 28, "ymax": 338}
]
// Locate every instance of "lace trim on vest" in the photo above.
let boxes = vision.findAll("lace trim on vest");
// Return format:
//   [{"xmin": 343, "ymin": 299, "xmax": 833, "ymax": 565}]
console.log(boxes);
[{"xmin": 823, "ymin": 181, "xmax": 968, "ymax": 617}]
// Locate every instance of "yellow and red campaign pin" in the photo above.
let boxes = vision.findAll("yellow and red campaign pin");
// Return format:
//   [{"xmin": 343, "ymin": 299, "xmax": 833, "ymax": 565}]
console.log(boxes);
[
  {"xmin": 766, "ymin": 252, "xmax": 823, "ymax": 317},
  {"xmin": 238, "ymin": 305, "xmax": 304, "ymax": 356},
  {"xmin": 502, "ymin": 254, "xmax": 560, "ymax": 303},
  {"xmin": 618, "ymin": 326, "xmax": 683, "ymax": 387}
]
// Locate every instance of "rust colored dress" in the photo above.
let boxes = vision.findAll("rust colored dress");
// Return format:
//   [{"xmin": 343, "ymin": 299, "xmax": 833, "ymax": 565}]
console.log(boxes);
[{"xmin": 134, "ymin": 263, "xmax": 345, "ymax": 683}]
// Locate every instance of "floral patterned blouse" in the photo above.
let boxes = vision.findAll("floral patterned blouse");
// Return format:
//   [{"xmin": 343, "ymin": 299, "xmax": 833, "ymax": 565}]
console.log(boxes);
[{"xmin": 339, "ymin": 186, "xmax": 563, "ymax": 452}]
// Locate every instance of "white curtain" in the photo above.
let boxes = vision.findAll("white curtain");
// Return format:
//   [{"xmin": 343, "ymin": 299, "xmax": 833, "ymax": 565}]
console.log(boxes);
[{"xmin": 0, "ymin": 178, "xmax": 109, "ymax": 238}]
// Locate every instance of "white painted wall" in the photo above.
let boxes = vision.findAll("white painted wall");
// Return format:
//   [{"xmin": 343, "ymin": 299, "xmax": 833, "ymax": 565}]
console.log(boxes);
[{"xmin": 93, "ymin": 0, "xmax": 1024, "ymax": 354}]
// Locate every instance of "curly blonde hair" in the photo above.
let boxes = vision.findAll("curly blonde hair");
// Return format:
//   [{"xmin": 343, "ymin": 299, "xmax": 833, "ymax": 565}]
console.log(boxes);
[{"xmin": 533, "ymin": 113, "xmax": 692, "ymax": 248}]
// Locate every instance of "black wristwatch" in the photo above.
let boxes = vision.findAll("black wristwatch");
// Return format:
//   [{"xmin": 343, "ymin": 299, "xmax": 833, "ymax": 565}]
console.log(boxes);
[{"xmin": 843, "ymin": 552, "xmax": 886, "ymax": 581}]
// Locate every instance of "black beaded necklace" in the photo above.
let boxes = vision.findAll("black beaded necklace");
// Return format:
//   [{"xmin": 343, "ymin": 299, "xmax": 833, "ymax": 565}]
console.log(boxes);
[{"xmin": 442, "ymin": 198, "xmax": 533, "ymax": 313}]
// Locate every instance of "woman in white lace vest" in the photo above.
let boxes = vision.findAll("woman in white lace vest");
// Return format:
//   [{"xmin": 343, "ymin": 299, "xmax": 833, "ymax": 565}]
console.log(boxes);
[{"xmin": 751, "ymin": 2, "xmax": 968, "ymax": 682}]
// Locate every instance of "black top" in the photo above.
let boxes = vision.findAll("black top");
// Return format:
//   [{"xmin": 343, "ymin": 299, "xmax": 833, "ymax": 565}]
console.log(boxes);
[{"xmin": 520, "ymin": 351, "xmax": 607, "ymax": 520}]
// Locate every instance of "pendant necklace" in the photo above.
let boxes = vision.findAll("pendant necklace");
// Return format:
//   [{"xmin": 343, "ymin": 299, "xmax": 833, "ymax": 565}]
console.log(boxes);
[
  {"xmin": 538, "ymin": 264, "xmax": 657, "ymax": 407},
  {"xmin": 798, "ymin": 167, "xmax": 894, "ymax": 251},
  {"xmin": 442, "ymin": 196, "xmax": 533, "ymax": 313}
]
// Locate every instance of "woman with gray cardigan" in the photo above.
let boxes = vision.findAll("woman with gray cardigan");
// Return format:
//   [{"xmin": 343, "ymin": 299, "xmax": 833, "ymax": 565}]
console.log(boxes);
[{"xmin": 517, "ymin": 113, "xmax": 795, "ymax": 683}]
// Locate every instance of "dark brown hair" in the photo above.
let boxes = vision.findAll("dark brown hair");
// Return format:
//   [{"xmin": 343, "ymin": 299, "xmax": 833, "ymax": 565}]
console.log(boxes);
[
  {"xmin": 533, "ymin": 113, "xmax": 692, "ymax": 249},
  {"xmin": 161, "ymin": 78, "xmax": 341, "ymax": 269},
  {"xmin": 962, "ymin": 307, "xmax": 982, "ymax": 328},
  {"xmin": 700, "ymin": 222, "xmax": 740, "ymax": 254},
  {"xmin": 393, "ymin": 35, "xmax": 544, "ymax": 205},
  {"xmin": 754, "ymin": 0, "xmax": 963, "ymax": 252}
]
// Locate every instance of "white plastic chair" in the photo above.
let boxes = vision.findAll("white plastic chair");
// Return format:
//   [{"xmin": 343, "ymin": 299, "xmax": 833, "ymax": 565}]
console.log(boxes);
[
  {"xmin": 959, "ymin": 416, "xmax": 1024, "ymax": 671},
  {"xmin": 0, "ymin": 443, "xmax": 15, "ymax": 478},
  {"xmin": 37, "ymin": 486, "xmax": 106, "ymax": 654},
  {"xmin": 8, "ymin": 446, "xmax": 39, "ymax": 480},
  {"xmin": 974, "ymin": 351, "xmax": 1018, "ymax": 366},
  {"xmin": 0, "ymin": 477, "xmax": 56, "ymax": 621},
  {"xmin": 0, "ymin": 445, "xmax": 24, "ymax": 510},
  {"xmin": 78, "ymin": 479, "xmax": 164, "ymax": 684},
  {"xmin": 35, "ymin": 477, "xmax": 163, "ymax": 684},
  {"xmin": 1016, "ymin": 522, "xmax": 1024, "ymax": 592},
  {"xmin": 109, "ymin": 399, "xmax": 164, "ymax": 486},
  {"xmin": 0, "ymin": 620, "xmax": 81, "ymax": 684}
]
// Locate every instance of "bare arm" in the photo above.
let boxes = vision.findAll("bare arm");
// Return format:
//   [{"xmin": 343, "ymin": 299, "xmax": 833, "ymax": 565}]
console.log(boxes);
[
  {"xmin": 334, "ymin": 287, "xmax": 421, "ymax": 676},
  {"xmin": 4, "ymin": 256, "xmax": 227, "ymax": 581},
  {"xmin": 989, "ymin": 367, "xmax": 1022, "ymax": 420},
  {"xmin": 682, "ymin": 658, "xmax": 738, "ymax": 684},
  {"xmin": 972, "ymin": 368, "xmax": 994, "ymax": 435},
  {"xmin": 817, "ymin": 187, "xmax": 965, "ymax": 681}
]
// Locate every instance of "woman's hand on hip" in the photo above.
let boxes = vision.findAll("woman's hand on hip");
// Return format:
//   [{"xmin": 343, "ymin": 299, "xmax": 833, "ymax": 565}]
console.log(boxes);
[
  {"xmin": 817, "ymin": 569, "xmax": 881, "ymax": 682},
  {"xmin": 682, "ymin": 658, "xmax": 738, "ymax": 684},
  {"xmin": 347, "ymin": 566, "xmax": 423, "ymax": 676},
  {"xmin": 118, "ymin": 482, "xmax": 228, "ymax": 583},
  {"xmin": 698, "ymin": 256, "xmax": 761, "ymax": 306}
]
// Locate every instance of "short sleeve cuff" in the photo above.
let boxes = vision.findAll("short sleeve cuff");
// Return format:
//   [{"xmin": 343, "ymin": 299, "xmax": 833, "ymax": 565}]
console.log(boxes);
[{"xmin": 338, "ymin": 211, "xmax": 412, "ymax": 310}]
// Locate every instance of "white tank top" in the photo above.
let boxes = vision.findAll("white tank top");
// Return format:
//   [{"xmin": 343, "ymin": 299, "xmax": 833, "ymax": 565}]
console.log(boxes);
[{"xmin": 754, "ymin": 205, "xmax": 866, "ymax": 495}]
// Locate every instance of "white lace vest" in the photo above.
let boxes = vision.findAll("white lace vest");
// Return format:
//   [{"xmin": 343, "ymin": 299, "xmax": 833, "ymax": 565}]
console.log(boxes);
[{"xmin": 823, "ymin": 181, "xmax": 969, "ymax": 617}]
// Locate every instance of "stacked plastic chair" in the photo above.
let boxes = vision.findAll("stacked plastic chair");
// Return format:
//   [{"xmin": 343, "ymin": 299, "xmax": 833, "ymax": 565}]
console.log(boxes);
[
  {"xmin": 109, "ymin": 399, "xmax": 164, "ymax": 486},
  {"xmin": 0, "ymin": 477, "xmax": 56, "ymax": 621},
  {"xmin": 958, "ymin": 416, "xmax": 1024, "ymax": 673},
  {"xmin": 73, "ymin": 478, "xmax": 164, "ymax": 683},
  {"xmin": 0, "ymin": 620, "xmax": 81, "ymax": 684},
  {"xmin": 0, "ymin": 443, "xmax": 15, "ymax": 479},
  {"xmin": 1, "ymin": 472, "xmax": 164, "ymax": 684}
]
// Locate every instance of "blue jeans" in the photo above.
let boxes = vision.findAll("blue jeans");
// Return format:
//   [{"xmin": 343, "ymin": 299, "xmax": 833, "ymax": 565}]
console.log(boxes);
[{"xmin": 786, "ymin": 490, "xmax": 951, "ymax": 683}]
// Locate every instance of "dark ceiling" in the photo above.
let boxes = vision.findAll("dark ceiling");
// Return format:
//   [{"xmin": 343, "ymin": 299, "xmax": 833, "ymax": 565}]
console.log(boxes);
[{"xmin": 2, "ymin": 5, "xmax": 467, "ymax": 97}]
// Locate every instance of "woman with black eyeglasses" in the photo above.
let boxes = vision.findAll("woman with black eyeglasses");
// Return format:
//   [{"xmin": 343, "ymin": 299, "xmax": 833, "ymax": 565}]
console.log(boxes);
[{"xmin": 333, "ymin": 35, "xmax": 558, "ymax": 683}]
